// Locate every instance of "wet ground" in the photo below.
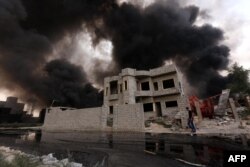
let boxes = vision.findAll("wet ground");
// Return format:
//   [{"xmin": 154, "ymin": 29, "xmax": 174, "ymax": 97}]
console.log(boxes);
[{"xmin": 0, "ymin": 130, "xmax": 249, "ymax": 167}]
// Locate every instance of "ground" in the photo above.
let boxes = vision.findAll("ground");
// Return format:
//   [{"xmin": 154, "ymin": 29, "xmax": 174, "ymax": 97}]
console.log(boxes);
[{"xmin": 145, "ymin": 117, "xmax": 250, "ymax": 135}]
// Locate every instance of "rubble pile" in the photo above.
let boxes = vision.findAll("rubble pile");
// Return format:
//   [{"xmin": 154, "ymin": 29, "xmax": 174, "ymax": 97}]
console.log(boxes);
[
  {"xmin": 215, "ymin": 116, "xmax": 235, "ymax": 126},
  {"xmin": 0, "ymin": 146, "xmax": 83, "ymax": 167}
]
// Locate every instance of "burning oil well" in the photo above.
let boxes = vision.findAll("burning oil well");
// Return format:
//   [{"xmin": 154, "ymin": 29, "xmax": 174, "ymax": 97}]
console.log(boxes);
[{"xmin": 0, "ymin": 0, "xmax": 230, "ymax": 108}]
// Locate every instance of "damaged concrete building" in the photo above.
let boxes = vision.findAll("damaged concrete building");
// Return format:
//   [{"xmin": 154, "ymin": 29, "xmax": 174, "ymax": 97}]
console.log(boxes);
[
  {"xmin": 43, "ymin": 64, "xmax": 188, "ymax": 131},
  {"xmin": 104, "ymin": 64, "xmax": 188, "ymax": 127}
]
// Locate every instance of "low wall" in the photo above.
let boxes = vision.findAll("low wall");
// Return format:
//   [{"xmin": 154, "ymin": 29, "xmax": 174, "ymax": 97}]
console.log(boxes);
[
  {"xmin": 43, "ymin": 107, "xmax": 107, "ymax": 131},
  {"xmin": 113, "ymin": 104, "xmax": 145, "ymax": 131},
  {"xmin": 43, "ymin": 104, "xmax": 145, "ymax": 132}
]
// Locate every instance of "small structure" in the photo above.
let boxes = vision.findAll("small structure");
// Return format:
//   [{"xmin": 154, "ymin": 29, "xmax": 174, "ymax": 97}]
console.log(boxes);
[
  {"xmin": 0, "ymin": 97, "xmax": 25, "ymax": 123},
  {"xmin": 0, "ymin": 97, "xmax": 39, "ymax": 123},
  {"xmin": 43, "ymin": 64, "xmax": 188, "ymax": 131},
  {"xmin": 0, "ymin": 97, "xmax": 24, "ymax": 114}
]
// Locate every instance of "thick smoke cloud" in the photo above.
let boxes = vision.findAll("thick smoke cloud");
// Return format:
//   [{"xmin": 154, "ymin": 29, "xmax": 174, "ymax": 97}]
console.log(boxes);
[
  {"xmin": 0, "ymin": 0, "xmax": 230, "ymax": 108},
  {"xmin": 42, "ymin": 59, "xmax": 103, "ymax": 108},
  {"xmin": 0, "ymin": 0, "xmax": 103, "ymax": 108},
  {"xmin": 20, "ymin": 0, "xmax": 116, "ymax": 41},
  {"xmin": 102, "ymin": 1, "xmax": 229, "ymax": 96}
]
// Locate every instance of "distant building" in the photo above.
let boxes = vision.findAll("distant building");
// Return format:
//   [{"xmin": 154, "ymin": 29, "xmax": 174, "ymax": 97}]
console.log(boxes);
[
  {"xmin": 0, "ymin": 97, "xmax": 24, "ymax": 114},
  {"xmin": 0, "ymin": 97, "xmax": 24, "ymax": 123},
  {"xmin": 44, "ymin": 64, "xmax": 188, "ymax": 131},
  {"xmin": 0, "ymin": 97, "xmax": 39, "ymax": 123}
]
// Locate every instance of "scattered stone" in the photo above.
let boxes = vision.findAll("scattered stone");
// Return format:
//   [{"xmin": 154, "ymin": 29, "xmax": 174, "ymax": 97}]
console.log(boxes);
[
  {"xmin": 67, "ymin": 162, "xmax": 83, "ymax": 167},
  {"xmin": 42, "ymin": 153, "xmax": 59, "ymax": 165},
  {"xmin": 170, "ymin": 127, "xmax": 176, "ymax": 131},
  {"xmin": 54, "ymin": 163, "xmax": 64, "ymax": 167},
  {"xmin": 0, "ymin": 146, "xmax": 10, "ymax": 152},
  {"xmin": 30, "ymin": 157, "xmax": 40, "ymax": 163},
  {"xmin": 60, "ymin": 158, "xmax": 69, "ymax": 166},
  {"xmin": 236, "ymin": 107, "xmax": 246, "ymax": 113},
  {"xmin": 5, "ymin": 154, "xmax": 15, "ymax": 162},
  {"xmin": 0, "ymin": 146, "xmax": 83, "ymax": 167},
  {"xmin": 239, "ymin": 124, "xmax": 245, "ymax": 129}
]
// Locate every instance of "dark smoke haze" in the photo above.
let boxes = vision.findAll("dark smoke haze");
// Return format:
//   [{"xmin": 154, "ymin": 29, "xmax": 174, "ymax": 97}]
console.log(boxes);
[{"xmin": 0, "ymin": 0, "xmax": 230, "ymax": 108}]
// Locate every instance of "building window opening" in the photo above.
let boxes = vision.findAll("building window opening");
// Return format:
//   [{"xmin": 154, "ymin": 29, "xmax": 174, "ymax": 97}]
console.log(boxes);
[
  {"xmin": 109, "ymin": 106, "xmax": 113, "ymax": 115},
  {"xmin": 120, "ymin": 84, "xmax": 123, "ymax": 93},
  {"xmin": 153, "ymin": 82, "xmax": 158, "ymax": 91},
  {"xmin": 125, "ymin": 81, "xmax": 128, "ymax": 90},
  {"xmin": 165, "ymin": 101, "xmax": 178, "ymax": 107},
  {"xmin": 163, "ymin": 79, "xmax": 175, "ymax": 89},
  {"xmin": 155, "ymin": 102, "xmax": 162, "ymax": 117},
  {"xmin": 110, "ymin": 81, "xmax": 118, "ymax": 94},
  {"xmin": 141, "ymin": 81, "xmax": 150, "ymax": 90},
  {"xmin": 135, "ymin": 97, "xmax": 140, "ymax": 103},
  {"xmin": 143, "ymin": 103, "xmax": 153, "ymax": 112}
]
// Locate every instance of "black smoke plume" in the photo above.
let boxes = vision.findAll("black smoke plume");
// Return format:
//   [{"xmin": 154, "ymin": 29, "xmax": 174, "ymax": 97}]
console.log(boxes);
[
  {"xmin": 0, "ymin": 0, "xmax": 230, "ymax": 108},
  {"xmin": 0, "ymin": 0, "xmax": 104, "ymax": 107},
  {"xmin": 102, "ymin": 2, "xmax": 229, "ymax": 96}
]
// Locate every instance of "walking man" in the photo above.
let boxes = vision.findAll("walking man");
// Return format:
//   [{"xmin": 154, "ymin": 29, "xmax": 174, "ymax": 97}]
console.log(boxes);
[{"xmin": 186, "ymin": 107, "xmax": 196, "ymax": 135}]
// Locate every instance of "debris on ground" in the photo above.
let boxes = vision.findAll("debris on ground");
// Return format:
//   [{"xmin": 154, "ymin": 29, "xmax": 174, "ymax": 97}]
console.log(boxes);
[{"xmin": 0, "ymin": 146, "xmax": 83, "ymax": 167}]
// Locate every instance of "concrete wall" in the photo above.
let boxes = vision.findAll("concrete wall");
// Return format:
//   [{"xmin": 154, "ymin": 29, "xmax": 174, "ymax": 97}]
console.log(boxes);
[
  {"xmin": 43, "ymin": 104, "xmax": 145, "ymax": 132},
  {"xmin": 177, "ymin": 95, "xmax": 189, "ymax": 127},
  {"xmin": 122, "ymin": 75, "xmax": 137, "ymax": 104},
  {"xmin": 113, "ymin": 104, "xmax": 145, "ymax": 131},
  {"xmin": 43, "ymin": 107, "xmax": 108, "ymax": 131}
]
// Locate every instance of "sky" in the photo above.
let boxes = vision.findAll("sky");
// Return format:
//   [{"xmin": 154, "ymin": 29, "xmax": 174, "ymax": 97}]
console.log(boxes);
[
  {"xmin": 71, "ymin": 0, "xmax": 250, "ymax": 83},
  {"xmin": 71, "ymin": 0, "xmax": 250, "ymax": 82},
  {"xmin": 0, "ymin": 0, "xmax": 249, "ymax": 103},
  {"xmin": 126, "ymin": 0, "xmax": 250, "ymax": 68},
  {"xmin": 187, "ymin": 0, "xmax": 250, "ymax": 69}
]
